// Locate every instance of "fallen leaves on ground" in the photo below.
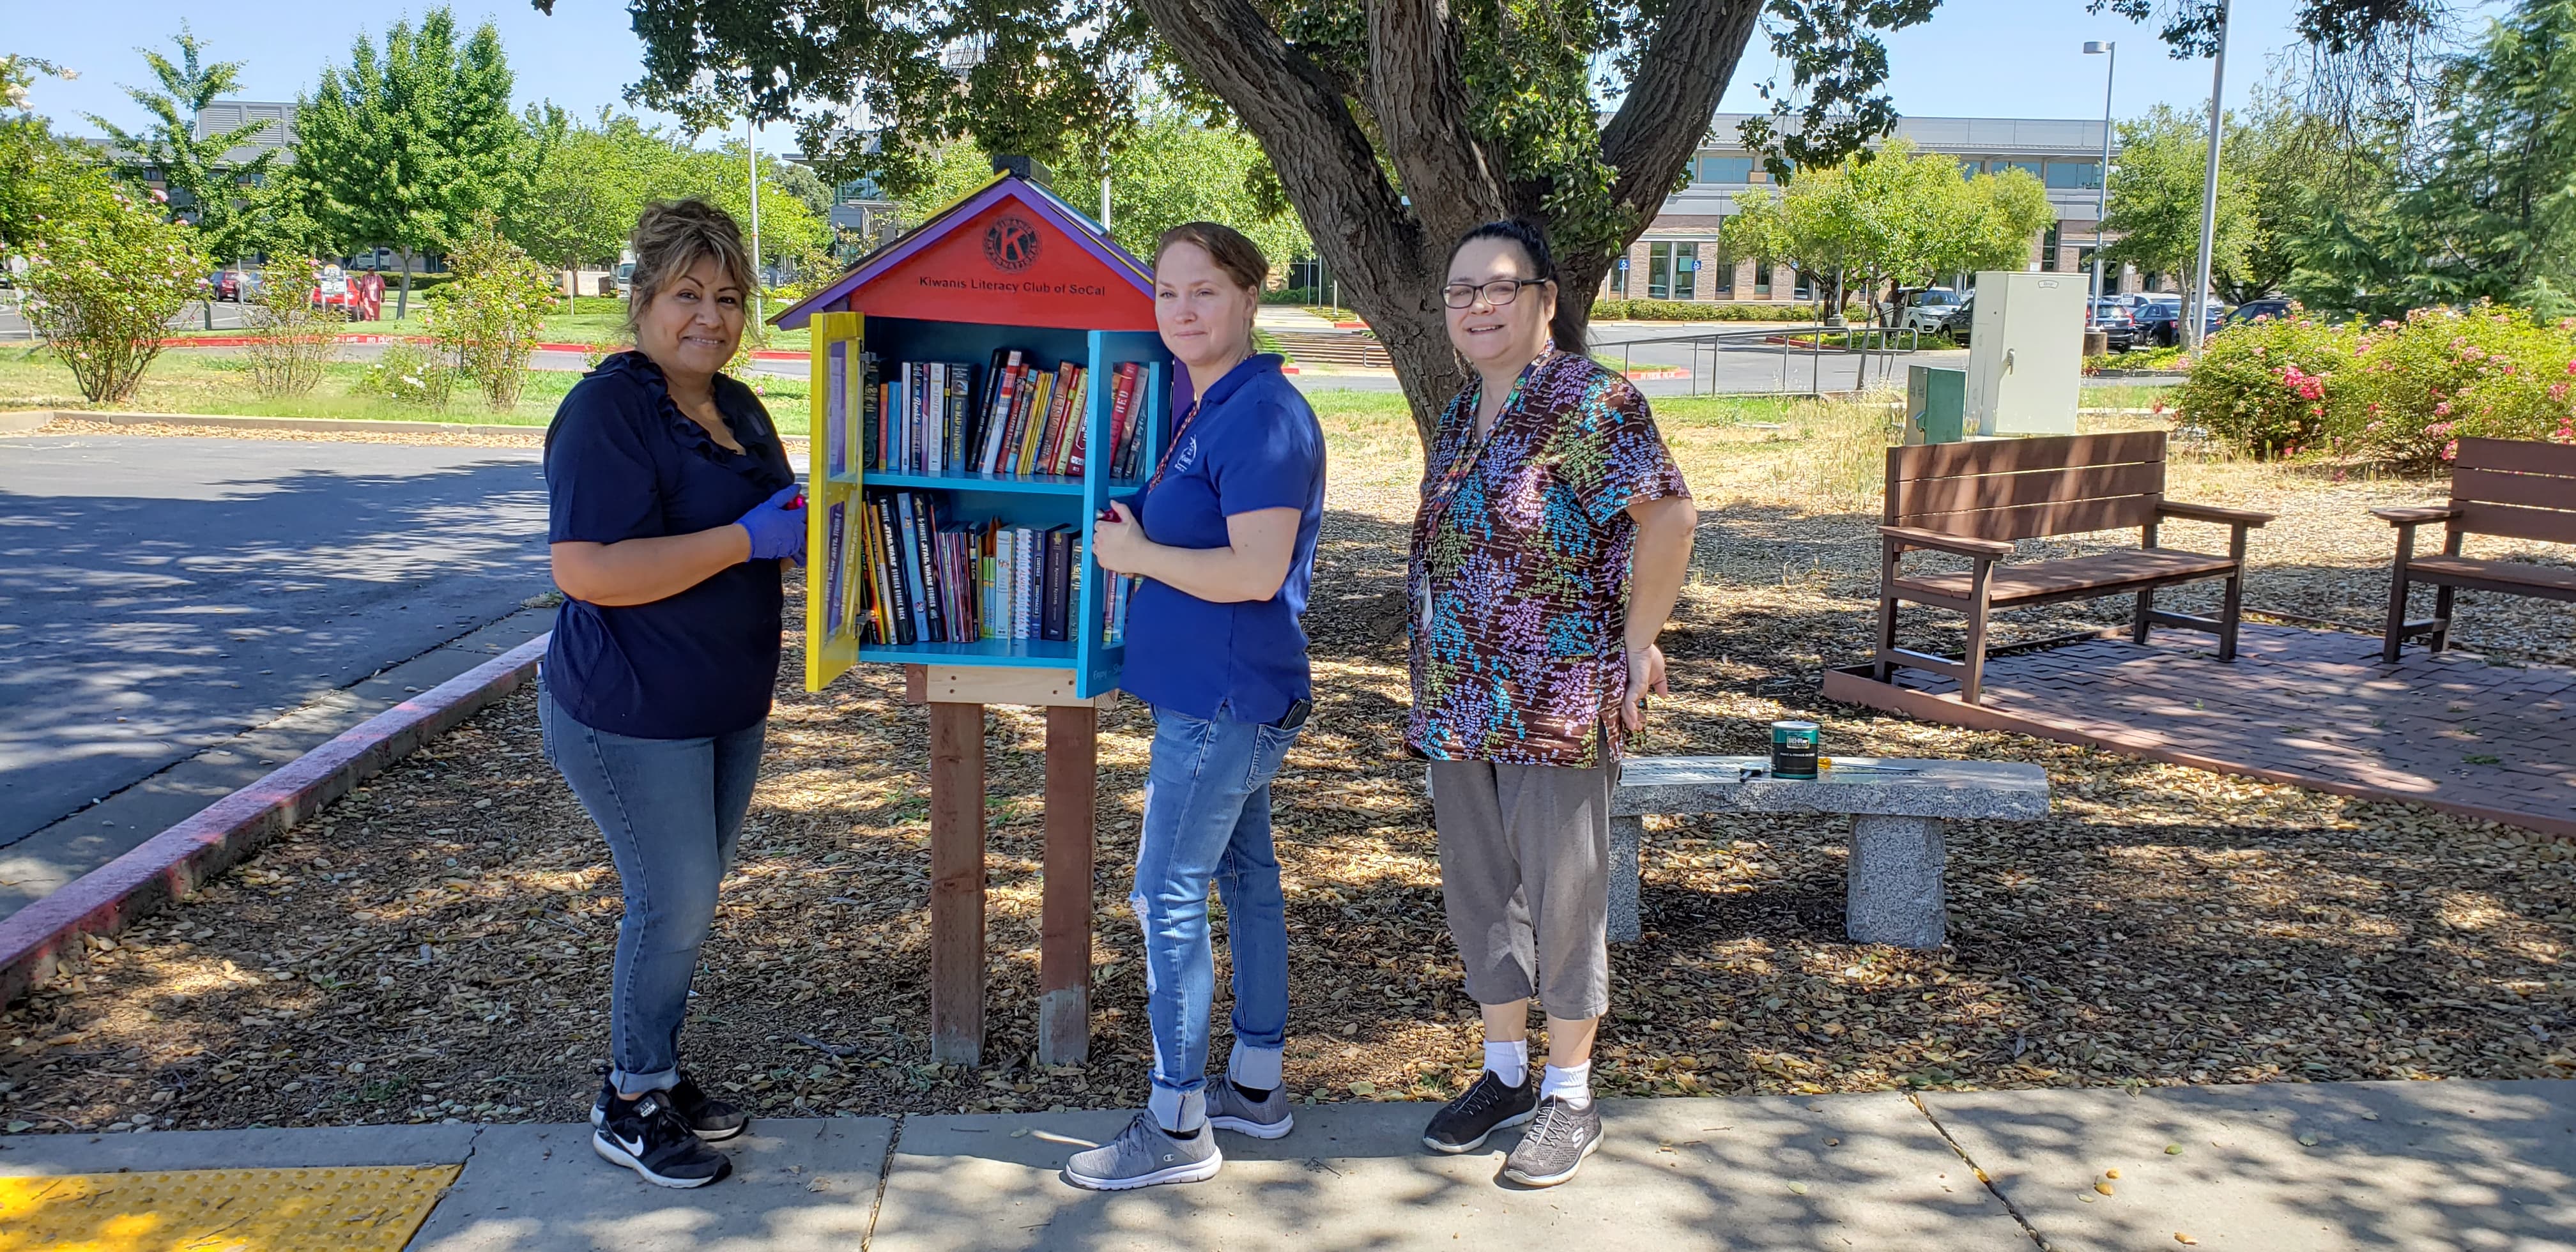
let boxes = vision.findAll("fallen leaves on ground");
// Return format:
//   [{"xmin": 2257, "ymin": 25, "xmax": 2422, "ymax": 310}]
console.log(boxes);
[{"xmin": 3, "ymin": 406, "xmax": 2572, "ymax": 1136}]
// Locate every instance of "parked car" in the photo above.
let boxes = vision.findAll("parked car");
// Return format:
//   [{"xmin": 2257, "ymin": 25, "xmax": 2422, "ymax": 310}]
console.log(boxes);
[
  {"xmin": 2132, "ymin": 296, "xmax": 2224, "ymax": 346},
  {"xmin": 208, "ymin": 268, "xmax": 264, "ymax": 302},
  {"xmin": 1936, "ymin": 293, "xmax": 1976, "ymax": 344},
  {"xmin": 1884, "ymin": 286, "xmax": 1967, "ymax": 333},
  {"xmin": 2087, "ymin": 298, "xmax": 2136, "ymax": 352},
  {"xmin": 310, "ymin": 264, "xmax": 387, "ymax": 321},
  {"xmin": 2225, "ymin": 296, "xmax": 2295, "ymax": 328},
  {"xmin": 613, "ymin": 260, "xmax": 636, "ymax": 298}
]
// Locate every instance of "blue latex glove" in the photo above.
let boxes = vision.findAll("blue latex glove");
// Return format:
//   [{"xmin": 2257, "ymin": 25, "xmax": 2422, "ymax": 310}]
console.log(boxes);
[{"xmin": 735, "ymin": 485, "xmax": 807, "ymax": 562}]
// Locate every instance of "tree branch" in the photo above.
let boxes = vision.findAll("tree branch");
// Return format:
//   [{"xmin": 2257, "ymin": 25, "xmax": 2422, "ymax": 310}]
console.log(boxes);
[
  {"xmin": 1367, "ymin": 0, "xmax": 1508, "ymax": 247},
  {"xmin": 1599, "ymin": 0, "xmax": 1765, "ymax": 227}
]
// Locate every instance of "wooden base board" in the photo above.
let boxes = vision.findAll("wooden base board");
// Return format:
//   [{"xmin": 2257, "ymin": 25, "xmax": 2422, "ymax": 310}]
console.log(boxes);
[
  {"xmin": 910, "ymin": 664, "xmax": 1119, "ymax": 709},
  {"xmin": 1821, "ymin": 663, "xmax": 2576, "ymax": 841}
]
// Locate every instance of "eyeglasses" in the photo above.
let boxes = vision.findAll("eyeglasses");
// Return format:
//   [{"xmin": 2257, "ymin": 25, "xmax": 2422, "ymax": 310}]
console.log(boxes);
[{"xmin": 1443, "ymin": 278, "xmax": 1550, "ymax": 309}]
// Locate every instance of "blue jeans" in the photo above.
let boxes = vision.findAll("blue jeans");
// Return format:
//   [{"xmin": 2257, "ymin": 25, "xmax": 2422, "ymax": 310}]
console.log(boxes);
[
  {"xmin": 540, "ymin": 685, "xmax": 765, "ymax": 1094},
  {"xmin": 1132, "ymin": 706, "xmax": 1301, "ymax": 1129}
]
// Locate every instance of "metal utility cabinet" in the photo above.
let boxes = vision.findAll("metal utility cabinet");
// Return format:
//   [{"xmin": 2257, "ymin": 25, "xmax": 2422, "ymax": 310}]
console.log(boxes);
[{"xmin": 1965, "ymin": 270, "xmax": 2083, "ymax": 436}]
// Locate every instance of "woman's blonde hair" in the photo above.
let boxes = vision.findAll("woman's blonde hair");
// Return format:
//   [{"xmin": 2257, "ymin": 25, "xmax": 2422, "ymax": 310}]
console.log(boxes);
[
  {"xmin": 1153, "ymin": 222, "xmax": 1269, "ymax": 293},
  {"xmin": 624, "ymin": 197, "xmax": 757, "ymax": 338}
]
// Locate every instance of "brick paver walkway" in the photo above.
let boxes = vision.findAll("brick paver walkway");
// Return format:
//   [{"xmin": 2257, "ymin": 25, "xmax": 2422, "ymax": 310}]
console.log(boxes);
[{"xmin": 1833, "ymin": 623, "xmax": 2576, "ymax": 836}]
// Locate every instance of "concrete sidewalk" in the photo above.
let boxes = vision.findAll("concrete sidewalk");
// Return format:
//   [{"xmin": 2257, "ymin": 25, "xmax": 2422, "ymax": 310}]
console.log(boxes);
[{"xmin": 1, "ymin": 1080, "xmax": 2568, "ymax": 1249}]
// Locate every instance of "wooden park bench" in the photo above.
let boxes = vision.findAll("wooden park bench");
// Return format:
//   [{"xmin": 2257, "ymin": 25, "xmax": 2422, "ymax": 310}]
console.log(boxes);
[
  {"xmin": 2376, "ymin": 436, "xmax": 2576, "ymax": 663},
  {"xmin": 1609, "ymin": 756, "xmax": 2051, "ymax": 949},
  {"xmin": 1873, "ymin": 431, "xmax": 2276, "ymax": 703}
]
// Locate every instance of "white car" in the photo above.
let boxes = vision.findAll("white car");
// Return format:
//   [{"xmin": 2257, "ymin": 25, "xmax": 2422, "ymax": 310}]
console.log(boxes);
[{"xmin": 1890, "ymin": 287, "xmax": 1967, "ymax": 333}]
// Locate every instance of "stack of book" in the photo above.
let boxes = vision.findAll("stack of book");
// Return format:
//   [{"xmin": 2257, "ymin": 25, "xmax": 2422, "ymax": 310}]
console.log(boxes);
[
  {"xmin": 824, "ymin": 488, "xmax": 1134, "ymax": 647},
  {"xmin": 825, "ymin": 349, "xmax": 1156, "ymax": 479}
]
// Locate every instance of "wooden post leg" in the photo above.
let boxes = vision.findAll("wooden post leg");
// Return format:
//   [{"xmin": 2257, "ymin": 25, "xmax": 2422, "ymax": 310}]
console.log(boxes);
[
  {"xmin": 2131, "ymin": 588, "xmax": 2156, "ymax": 646},
  {"xmin": 2380, "ymin": 526, "xmax": 2414, "ymax": 663},
  {"xmin": 1873, "ymin": 542, "xmax": 1902, "ymax": 682},
  {"xmin": 1038, "ymin": 705, "xmax": 1098, "ymax": 1067},
  {"xmin": 1960, "ymin": 561, "xmax": 1993, "ymax": 705},
  {"xmin": 928, "ymin": 701, "xmax": 986, "ymax": 1067}
]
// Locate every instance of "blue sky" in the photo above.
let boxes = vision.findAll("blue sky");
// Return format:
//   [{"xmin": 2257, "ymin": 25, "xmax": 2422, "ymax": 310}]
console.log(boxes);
[{"xmin": 15, "ymin": 0, "xmax": 2366, "ymax": 151}]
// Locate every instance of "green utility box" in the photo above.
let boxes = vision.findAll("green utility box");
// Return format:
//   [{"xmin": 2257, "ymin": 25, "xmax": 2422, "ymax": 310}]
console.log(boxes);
[{"xmin": 1905, "ymin": 365, "xmax": 1967, "ymax": 444}]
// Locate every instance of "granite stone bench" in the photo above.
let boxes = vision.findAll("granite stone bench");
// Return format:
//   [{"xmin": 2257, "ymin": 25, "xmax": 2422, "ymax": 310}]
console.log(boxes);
[{"xmin": 1610, "ymin": 756, "xmax": 2052, "ymax": 949}]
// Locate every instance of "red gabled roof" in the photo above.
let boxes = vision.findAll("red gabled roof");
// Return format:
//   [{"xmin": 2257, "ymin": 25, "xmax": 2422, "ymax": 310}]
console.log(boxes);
[{"xmin": 772, "ymin": 173, "xmax": 1156, "ymax": 332}]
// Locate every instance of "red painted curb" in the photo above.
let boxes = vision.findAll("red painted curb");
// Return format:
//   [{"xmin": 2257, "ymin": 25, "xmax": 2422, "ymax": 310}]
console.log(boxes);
[{"xmin": 0, "ymin": 634, "xmax": 551, "ymax": 1005}]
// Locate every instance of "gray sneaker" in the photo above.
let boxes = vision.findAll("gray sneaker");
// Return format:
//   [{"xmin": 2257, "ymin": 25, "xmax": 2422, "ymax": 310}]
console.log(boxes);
[
  {"xmin": 1501, "ymin": 1097, "xmax": 1604, "ymax": 1187},
  {"xmin": 1064, "ymin": 1113, "xmax": 1223, "ymax": 1191},
  {"xmin": 1206, "ymin": 1078, "xmax": 1294, "ymax": 1140}
]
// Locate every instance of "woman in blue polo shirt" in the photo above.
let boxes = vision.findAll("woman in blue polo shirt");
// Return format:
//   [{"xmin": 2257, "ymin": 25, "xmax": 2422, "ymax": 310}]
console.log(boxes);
[
  {"xmin": 1068, "ymin": 222, "xmax": 1326, "ymax": 1191},
  {"xmin": 539, "ymin": 198, "xmax": 806, "ymax": 1190}
]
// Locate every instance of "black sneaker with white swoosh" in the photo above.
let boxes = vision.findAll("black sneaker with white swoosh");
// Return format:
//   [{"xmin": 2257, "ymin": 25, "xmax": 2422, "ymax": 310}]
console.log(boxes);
[
  {"xmin": 591, "ymin": 1071, "xmax": 747, "ymax": 1141},
  {"xmin": 593, "ymin": 1090, "xmax": 733, "ymax": 1188}
]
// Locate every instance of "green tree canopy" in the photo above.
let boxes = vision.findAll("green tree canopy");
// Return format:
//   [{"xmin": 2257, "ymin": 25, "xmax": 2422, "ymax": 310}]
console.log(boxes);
[
  {"xmin": 287, "ymin": 8, "xmax": 525, "ymax": 318},
  {"xmin": 84, "ymin": 25, "xmax": 282, "ymax": 264},
  {"xmin": 569, "ymin": 0, "xmax": 2476, "ymax": 440},
  {"xmin": 1728, "ymin": 141, "xmax": 2051, "ymax": 314},
  {"xmin": 2099, "ymin": 103, "xmax": 2253, "ymax": 294}
]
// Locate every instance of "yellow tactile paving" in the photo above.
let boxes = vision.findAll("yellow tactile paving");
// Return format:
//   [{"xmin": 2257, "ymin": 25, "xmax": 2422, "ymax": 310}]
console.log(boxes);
[{"xmin": 0, "ymin": 1164, "xmax": 462, "ymax": 1252}]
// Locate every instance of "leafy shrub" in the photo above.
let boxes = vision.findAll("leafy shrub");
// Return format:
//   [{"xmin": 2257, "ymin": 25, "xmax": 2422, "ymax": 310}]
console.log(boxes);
[
  {"xmin": 2175, "ymin": 302, "xmax": 2576, "ymax": 468},
  {"xmin": 1590, "ymin": 298, "xmax": 1805, "ymax": 321},
  {"xmin": 1262, "ymin": 286, "xmax": 1319, "ymax": 305},
  {"xmin": 356, "ymin": 342, "xmax": 456, "ymax": 409},
  {"xmin": 20, "ymin": 183, "xmax": 208, "ymax": 404},
  {"xmin": 421, "ymin": 215, "xmax": 553, "ymax": 411},
  {"xmin": 241, "ymin": 257, "xmax": 342, "ymax": 397}
]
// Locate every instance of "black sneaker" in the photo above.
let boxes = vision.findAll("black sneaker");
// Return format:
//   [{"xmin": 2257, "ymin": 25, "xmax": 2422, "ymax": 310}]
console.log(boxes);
[
  {"xmin": 1501, "ymin": 1096, "xmax": 1604, "ymax": 1187},
  {"xmin": 590, "ymin": 1073, "xmax": 747, "ymax": 1141},
  {"xmin": 594, "ymin": 1090, "xmax": 733, "ymax": 1188},
  {"xmin": 1420, "ymin": 1069, "xmax": 1540, "ymax": 1154}
]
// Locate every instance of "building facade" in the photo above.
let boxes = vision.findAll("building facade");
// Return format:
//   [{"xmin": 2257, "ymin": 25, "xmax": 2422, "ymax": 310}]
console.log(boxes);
[{"xmin": 1611, "ymin": 114, "xmax": 2133, "ymax": 305}]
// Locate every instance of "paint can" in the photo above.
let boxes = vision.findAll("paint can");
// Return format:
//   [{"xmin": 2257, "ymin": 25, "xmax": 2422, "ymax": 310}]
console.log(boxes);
[{"xmin": 1770, "ymin": 720, "xmax": 1820, "ymax": 780}]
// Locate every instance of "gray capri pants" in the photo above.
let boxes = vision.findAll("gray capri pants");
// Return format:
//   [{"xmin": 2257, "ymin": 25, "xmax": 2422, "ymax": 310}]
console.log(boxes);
[{"xmin": 1427, "ymin": 748, "xmax": 1614, "ymax": 1022}]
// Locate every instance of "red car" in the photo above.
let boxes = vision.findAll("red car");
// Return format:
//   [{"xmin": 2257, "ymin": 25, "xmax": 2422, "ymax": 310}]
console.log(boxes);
[{"xmin": 310, "ymin": 266, "xmax": 386, "ymax": 321}]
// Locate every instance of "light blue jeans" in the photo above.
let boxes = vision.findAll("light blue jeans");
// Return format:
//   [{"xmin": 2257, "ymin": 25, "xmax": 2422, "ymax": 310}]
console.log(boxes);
[
  {"xmin": 540, "ymin": 685, "xmax": 765, "ymax": 1094},
  {"xmin": 1132, "ymin": 705, "xmax": 1301, "ymax": 1129}
]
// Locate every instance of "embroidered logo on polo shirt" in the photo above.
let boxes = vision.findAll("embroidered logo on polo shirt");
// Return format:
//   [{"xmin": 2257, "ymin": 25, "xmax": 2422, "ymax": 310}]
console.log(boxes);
[
  {"xmin": 1170, "ymin": 436, "xmax": 1199, "ymax": 475},
  {"xmin": 985, "ymin": 214, "xmax": 1041, "ymax": 271}
]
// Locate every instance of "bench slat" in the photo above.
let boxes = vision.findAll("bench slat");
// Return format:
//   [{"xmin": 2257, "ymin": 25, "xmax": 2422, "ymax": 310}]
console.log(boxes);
[
  {"xmin": 1892, "ymin": 547, "xmax": 2236, "ymax": 604},
  {"xmin": 1884, "ymin": 432, "xmax": 2166, "ymax": 496},
  {"xmin": 1893, "ymin": 493, "xmax": 2165, "ymax": 542},
  {"xmin": 2457, "ymin": 436, "xmax": 2576, "ymax": 480},
  {"xmin": 2457, "ymin": 501, "xmax": 2576, "ymax": 546},
  {"xmin": 2450, "ymin": 467, "xmax": 2576, "ymax": 514},
  {"xmin": 1613, "ymin": 754, "xmax": 2051, "ymax": 820},
  {"xmin": 2407, "ymin": 554, "xmax": 2576, "ymax": 597},
  {"xmin": 1890, "ymin": 460, "xmax": 2167, "ymax": 525}
]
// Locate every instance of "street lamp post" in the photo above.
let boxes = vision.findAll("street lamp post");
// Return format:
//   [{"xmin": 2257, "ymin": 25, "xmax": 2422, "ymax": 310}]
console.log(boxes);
[
  {"xmin": 2083, "ymin": 40, "xmax": 2116, "ymax": 312},
  {"xmin": 747, "ymin": 108, "xmax": 763, "ymax": 327},
  {"xmin": 2187, "ymin": 0, "xmax": 2232, "ymax": 350}
]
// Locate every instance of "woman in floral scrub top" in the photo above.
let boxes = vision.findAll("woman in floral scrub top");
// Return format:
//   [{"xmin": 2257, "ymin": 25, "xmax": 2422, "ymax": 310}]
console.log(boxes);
[{"xmin": 1407, "ymin": 220, "xmax": 1698, "ymax": 1188}]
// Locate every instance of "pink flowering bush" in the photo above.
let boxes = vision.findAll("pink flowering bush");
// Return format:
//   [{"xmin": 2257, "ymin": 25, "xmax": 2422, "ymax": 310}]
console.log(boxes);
[
  {"xmin": 2176, "ymin": 302, "xmax": 2576, "ymax": 469},
  {"xmin": 422, "ymin": 213, "xmax": 556, "ymax": 411},
  {"xmin": 20, "ymin": 181, "xmax": 210, "ymax": 404}
]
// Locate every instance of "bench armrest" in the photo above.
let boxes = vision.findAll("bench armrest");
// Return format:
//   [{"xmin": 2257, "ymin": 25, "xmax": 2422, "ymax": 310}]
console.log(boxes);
[
  {"xmin": 2159, "ymin": 500, "xmax": 2276, "ymax": 527},
  {"xmin": 1878, "ymin": 524, "xmax": 2015, "ymax": 560},
  {"xmin": 2371, "ymin": 504, "xmax": 2461, "ymax": 526}
]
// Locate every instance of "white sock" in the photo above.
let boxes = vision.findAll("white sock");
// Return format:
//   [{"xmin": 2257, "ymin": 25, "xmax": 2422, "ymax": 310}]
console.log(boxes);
[
  {"xmin": 1483, "ymin": 1039, "xmax": 1528, "ymax": 1088},
  {"xmin": 1540, "ymin": 1062, "xmax": 1593, "ymax": 1108}
]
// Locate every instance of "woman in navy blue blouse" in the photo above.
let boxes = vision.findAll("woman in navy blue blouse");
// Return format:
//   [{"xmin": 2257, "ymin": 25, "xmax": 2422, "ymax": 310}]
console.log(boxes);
[{"xmin": 539, "ymin": 198, "xmax": 806, "ymax": 1189}]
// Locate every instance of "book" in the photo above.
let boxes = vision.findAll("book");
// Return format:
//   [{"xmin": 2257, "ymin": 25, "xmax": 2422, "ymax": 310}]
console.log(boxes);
[
  {"xmin": 823, "ymin": 500, "xmax": 847, "ymax": 635},
  {"xmin": 1013, "ymin": 527, "xmax": 1036, "ymax": 640},
  {"xmin": 1061, "ymin": 365, "xmax": 1092, "ymax": 476},
  {"xmin": 979, "ymin": 352, "xmax": 1023, "ymax": 471},
  {"xmin": 908, "ymin": 492, "xmax": 946, "ymax": 643},
  {"xmin": 1040, "ymin": 525, "xmax": 1071, "ymax": 643},
  {"xmin": 946, "ymin": 364, "xmax": 974, "ymax": 471},
  {"xmin": 859, "ymin": 351, "xmax": 880, "ymax": 473}
]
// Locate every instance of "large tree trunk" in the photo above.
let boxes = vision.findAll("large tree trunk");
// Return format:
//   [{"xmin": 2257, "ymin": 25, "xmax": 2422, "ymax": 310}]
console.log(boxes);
[{"xmin": 1135, "ymin": 0, "xmax": 1762, "ymax": 454}]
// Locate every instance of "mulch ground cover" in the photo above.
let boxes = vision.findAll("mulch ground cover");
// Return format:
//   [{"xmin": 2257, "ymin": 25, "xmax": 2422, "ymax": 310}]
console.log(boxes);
[{"xmin": 4, "ymin": 406, "xmax": 2573, "ymax": 1138}]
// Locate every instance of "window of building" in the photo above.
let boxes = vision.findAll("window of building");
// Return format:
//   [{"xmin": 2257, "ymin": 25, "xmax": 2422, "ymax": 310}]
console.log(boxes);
[
  {"xmin": 1646, "ymin": 241, "xmax": 1701, "ymax": 301},
  {"xmin": 1694, "ymin": 155, "xmax": 1756, "ymax": 184},
  {"xmin": 1997, "ymin": 159, "xmax": 2043, "ymax": 179},
  {"xmin": 2044, "ymin": 160, "xmax": 2102, "ymax": 190},
  {"xmin": 1711, "ymin": 241, "xmax": 1735, "ymax": 294},
  {"xmin": 1958, "ymin": 156, "xmax": 1985, "ymax": 177},
  {"xmin": 2041, "ymin": 224, "xmax": 2062, "ymax": 271},
  {"xmin": 1755, "ymin": 260, "xmax": 1775, "ymax": 297}
]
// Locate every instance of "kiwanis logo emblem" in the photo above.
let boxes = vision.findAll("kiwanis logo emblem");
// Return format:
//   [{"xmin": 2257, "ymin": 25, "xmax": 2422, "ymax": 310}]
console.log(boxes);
[{"xmin": 983, "ymin": 214, "xmax": 1041, "ymax": 271}]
